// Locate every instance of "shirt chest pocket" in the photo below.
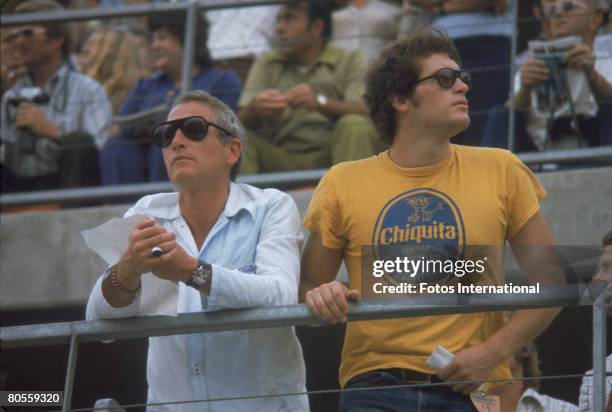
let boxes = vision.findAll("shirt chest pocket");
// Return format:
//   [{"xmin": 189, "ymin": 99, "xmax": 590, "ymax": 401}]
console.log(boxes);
[{"xmin": 206, "ymin": 224, "xmax": 260, "ymax": 272}]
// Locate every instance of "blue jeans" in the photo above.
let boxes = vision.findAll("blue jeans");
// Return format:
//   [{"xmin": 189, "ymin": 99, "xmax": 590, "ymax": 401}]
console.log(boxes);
[{"xmin": 339, "ymin": 370, "xmax": 475, "ymax": 412}]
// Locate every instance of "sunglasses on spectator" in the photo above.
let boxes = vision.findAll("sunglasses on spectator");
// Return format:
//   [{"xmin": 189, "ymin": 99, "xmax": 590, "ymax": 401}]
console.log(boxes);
[
  {"xmin": 152, "ymin": 116, "xmax": 232, "ymax": 148},
  {"xmin": 545, "ymin": 0, "xmax": 586, "ymax": 18},
  {"xmin": 414, "ymin": 68, "xmax": 472, "ymax": 90},
  {"xmin": 3, "ymin": 27, "xmax": 46, "ymax": 44}
]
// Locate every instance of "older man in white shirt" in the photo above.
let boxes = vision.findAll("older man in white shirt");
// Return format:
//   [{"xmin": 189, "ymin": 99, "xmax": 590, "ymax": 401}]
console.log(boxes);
[{"xmin": 86, "ymin": 90, "xmax": 308, "ymax": 412}]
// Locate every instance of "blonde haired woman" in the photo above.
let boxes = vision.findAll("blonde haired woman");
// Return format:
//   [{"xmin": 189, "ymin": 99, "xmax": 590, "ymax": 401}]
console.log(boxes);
[{"xmin": 78, "ymin": 27, "xmax": 151, "ymax": 114}]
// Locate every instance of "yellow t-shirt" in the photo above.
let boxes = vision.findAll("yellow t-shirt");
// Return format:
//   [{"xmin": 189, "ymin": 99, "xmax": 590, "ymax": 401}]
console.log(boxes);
[{"xmin": 303, "ymin": 145, "xmax": 547, "ymax": 388}]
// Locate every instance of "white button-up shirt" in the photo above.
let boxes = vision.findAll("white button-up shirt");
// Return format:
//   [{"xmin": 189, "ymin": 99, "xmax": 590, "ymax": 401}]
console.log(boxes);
[{"xmin": 86, "ymin": 183, "xmax": 309, "ymax": 412}]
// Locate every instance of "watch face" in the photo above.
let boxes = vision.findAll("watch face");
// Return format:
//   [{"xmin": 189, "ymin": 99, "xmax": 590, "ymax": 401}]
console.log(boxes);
[
  {"xmin": 317, "ymin": 94, "xmax": 328, "ymax": 106},
  {"xmin": 189, "ymin": 262, "xmax": 211, "ymax": 289}
]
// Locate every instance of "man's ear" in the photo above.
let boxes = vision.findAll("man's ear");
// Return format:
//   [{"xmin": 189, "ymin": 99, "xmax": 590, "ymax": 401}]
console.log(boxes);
[
  {"xmin": 226, "ymin": 138, "xmax": 242, "ymax": 168},
  {"xmin": 390, "ymin": 95, "xmax": 410, "ymax": 113}
]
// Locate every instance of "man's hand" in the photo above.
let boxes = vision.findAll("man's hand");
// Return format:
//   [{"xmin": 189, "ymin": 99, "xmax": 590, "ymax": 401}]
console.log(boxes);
[
  {"xmin": 250, "ymin": 89, "xmax": 287, "ymax": 118},
  {"xmin": 285, "ymin": 84, "xmax": 319, "ymax": 111},
  {"xmin": 519, "ymin": 58, "xmax": 550, "ymax": 91},
  {"xmin": 305, "ymin": 280, "xmax": 360, "ymax": 323},
  {"xmin": 437, "ymin": 343, "xmax": 501, "ymax": 394},
  {"xmin": 567, "ymin": 44, "xmax": 596, "ymax": 72},
  {"xmin": 151, "ymin": 242, "xmax": 198, "ymax": 283},
  {"xmin": 115, "ymin": 218, "xmax": 177, "ymax": 288},
  {"xmin": 14, "ymin": 102, "xmax": 60, "ymax": 138}
]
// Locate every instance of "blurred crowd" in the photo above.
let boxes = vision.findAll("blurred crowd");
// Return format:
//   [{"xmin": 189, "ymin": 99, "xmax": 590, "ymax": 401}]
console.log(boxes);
[{"xmin": 0, "ymin": 0, "xmax": 610, "ymax": 194}]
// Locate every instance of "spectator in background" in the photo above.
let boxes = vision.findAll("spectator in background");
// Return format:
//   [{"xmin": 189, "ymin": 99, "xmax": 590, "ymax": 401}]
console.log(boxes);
[
  {"xmin": 238, "ymin": 0, "xmax": 378, "ymax": 175},
  {"xmin": 99, "ymin": 10, "xmax": 242, "ymax": 185},
  {"xmin": 406, "ymin": 0, "xmax": 515, "ymax": 146},
  {"xmin": 78, "ymin": 26, "xmax": 151, "ymax": 114},
  {"xmin": 0, "ymin": 0, "xmax": 111, "ymax": 193},
  {"xmin": 483, "ymin": 0, "xmax": 611, "ymax": 152},
  {"xmin": 331, "ymin": 0, "xmax": 402, "ymax": 61}
]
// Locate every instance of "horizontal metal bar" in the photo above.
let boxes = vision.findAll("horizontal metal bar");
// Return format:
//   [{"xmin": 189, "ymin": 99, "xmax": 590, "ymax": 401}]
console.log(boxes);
[
  {"xmin": 0, "ymin": 0, "xmax": 284, "ymax": 25},
  {"xmin": 0, "ymin": 169, "xmax": 327, "ymax": 207},
  {"xmin": 518, "ymin": 146, "xmax": 612, "ymax": 165},
  {"xmin": 2, "ymin": 147, "xmax": 611, "ymax": 207},
  {"xmin": 1, "ymin": 286, "xmax": 581, "ymax": 349}
]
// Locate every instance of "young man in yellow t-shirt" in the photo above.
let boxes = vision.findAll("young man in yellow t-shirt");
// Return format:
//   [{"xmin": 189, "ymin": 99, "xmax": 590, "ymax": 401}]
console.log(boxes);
[{"xmin": 300, "ymin": 28, "xmax": 561, "ymax": 411}]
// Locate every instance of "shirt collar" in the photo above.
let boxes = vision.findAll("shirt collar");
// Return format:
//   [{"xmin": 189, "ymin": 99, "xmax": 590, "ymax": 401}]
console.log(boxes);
[
  {"xmin": 268, "ymin": 43, "xmax": 342, "ymax": 67},
  {"xmin": 224, "ymin": 182, "xmax": 256, "ymax": 219},
  {"xmin": 143, "ymin": 182, "xmax": 256, "ymax": 221}
]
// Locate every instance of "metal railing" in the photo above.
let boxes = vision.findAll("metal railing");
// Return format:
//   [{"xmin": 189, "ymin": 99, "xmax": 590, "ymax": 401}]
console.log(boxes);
[
  {"xmin": 1, "ymin": 1, "xmax": 611, "ymax": 209},
  {"xmin": 1, "ymin": 286, "xmax": 610, "ymax": 411},
  {"xmin": 2, "ymin": 147, "xmax": 612, "ymax": 207},
  {"xmin": 0, "ymin": 168, "xmax": 327, "ymax": 207}
]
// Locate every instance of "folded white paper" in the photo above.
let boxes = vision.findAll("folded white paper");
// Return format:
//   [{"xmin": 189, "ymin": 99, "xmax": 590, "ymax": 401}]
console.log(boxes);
[
  {"xmin": 426, "ymin": 345, "xmax": 455, "ymax": 370},
  {"xmin": 81, "ymin": 214, "xmax": 148, "ymax": 265}
]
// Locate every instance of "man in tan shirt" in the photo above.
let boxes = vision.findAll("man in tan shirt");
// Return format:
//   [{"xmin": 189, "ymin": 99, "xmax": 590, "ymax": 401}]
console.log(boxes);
[{"xmin": 237, "ymin": 0, "xmax": 378, "ymax": 174}]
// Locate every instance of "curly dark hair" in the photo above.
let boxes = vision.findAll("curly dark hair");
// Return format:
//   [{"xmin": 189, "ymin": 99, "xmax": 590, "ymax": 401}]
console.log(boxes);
[{"xmin": 364, "ymin": 28, "xmax": 461, "ymax": 146}]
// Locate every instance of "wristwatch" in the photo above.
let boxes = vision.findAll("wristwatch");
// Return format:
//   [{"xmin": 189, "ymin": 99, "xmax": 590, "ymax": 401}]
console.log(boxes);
[
  {"xmin": 185, "ymin": 260, "xmax": 212, "ymax": 290},
  {"xmin": 316, "ymin": 93, "xmax": 328, "ymax": 108}
]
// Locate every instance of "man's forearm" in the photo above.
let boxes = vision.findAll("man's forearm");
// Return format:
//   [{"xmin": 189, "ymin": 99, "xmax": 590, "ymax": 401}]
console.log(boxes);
[
  {"xmin": 484, "ymin": 307, "xmax": 559, "ymax": 361},
  {"xmin": 299, "ymin": 281, "xmax": 319, "ymax": 302},
  {"xmin": 101, "ymin": 264, "xmax": 142, "ymax": 308}
]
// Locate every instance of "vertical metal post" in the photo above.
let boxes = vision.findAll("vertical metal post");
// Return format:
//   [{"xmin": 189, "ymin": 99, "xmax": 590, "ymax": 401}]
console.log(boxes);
[
  {"xmin": 63, "ymin": 335, "xmax": 79, "ymax": 412},
  {"xmin": 180, "ymin": 1, "xmax": 198, "ymax": 93},
  {"xmin": 593, "ymin": 287, "xmax": 608, "ymax": 412},
  {"xmin": 507, "ymin": 0, "xmax": 519, "ymax": 152}
]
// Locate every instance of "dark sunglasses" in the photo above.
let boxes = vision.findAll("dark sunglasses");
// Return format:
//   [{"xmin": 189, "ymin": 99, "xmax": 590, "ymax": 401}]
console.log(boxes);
[
  {"xmin": 545, "ymin": 0, "xmax": 585, "ymax": 18},
  {"xmin": 152, "ymin": 115, "xmax": 232, "ymax": 148},
  {"xmin": 414, "ymin": 68, "xmax": 472, "ymax": 90}
]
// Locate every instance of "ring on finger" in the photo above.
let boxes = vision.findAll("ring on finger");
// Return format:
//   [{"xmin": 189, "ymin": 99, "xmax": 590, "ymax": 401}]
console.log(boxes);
[{"xmin": 151, "ymin": 246, "xmax": 163, "ymax": 258}]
